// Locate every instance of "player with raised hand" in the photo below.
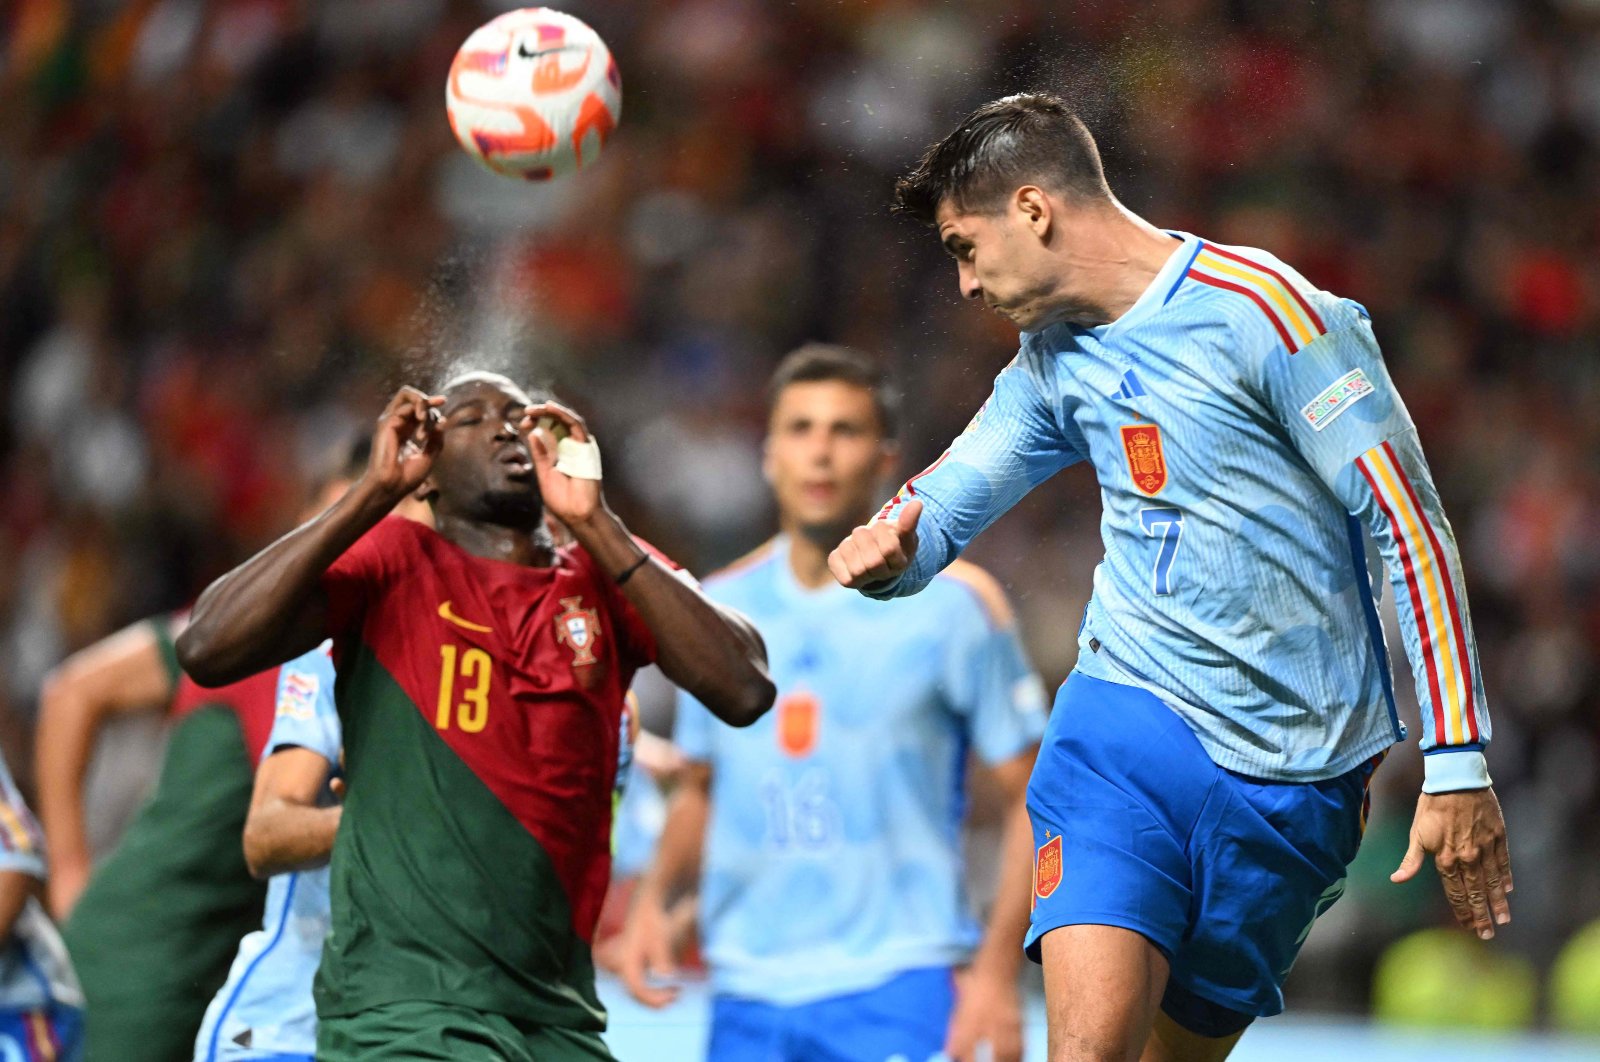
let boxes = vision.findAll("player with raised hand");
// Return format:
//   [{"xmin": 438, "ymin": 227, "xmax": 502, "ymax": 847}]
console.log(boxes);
[
  {"xmin": 177, "ymin": 372, "xmax": 773, "ymax": 1062},
  {"xmin": 619, "ymin": 346, "xmax": 1046, "ymax": 1062},
  {"xmin": 832, "ymin": 94, "xmax": 1510, "ymax": 1062}
]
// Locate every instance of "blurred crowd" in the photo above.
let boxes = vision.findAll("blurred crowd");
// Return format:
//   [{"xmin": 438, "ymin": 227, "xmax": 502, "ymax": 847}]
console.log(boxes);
[{"xmin": 2, "ymin": 0, "xmax": 1597, "ymax": 1026}]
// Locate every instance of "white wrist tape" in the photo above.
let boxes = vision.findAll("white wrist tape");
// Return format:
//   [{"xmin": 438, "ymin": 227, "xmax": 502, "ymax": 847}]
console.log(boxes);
[{"xmin": 555, "ymin": 435, "xmax": 603, "ymax": 480}]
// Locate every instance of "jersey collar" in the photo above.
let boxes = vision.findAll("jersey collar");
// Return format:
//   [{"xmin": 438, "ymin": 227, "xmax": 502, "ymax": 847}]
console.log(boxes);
[{"xmin": 1065, "ymin": 230, "xmax": 1199, "ymax": 341}]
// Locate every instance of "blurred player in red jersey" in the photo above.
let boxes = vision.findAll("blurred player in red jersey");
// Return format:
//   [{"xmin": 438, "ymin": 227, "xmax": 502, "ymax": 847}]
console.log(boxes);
[{"xmin": 177, "ymin": 372, "xmax": 774, "ymax": 1061}]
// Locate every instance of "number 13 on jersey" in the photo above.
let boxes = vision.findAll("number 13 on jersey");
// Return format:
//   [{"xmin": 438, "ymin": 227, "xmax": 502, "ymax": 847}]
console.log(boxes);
[
  {"xmin": 437, "ymin": 644, "xmax": 492, "ymax": 732},
  {"xmin": 1140, "ymin": 507, "xmax": 1184, "ymax": 596}
]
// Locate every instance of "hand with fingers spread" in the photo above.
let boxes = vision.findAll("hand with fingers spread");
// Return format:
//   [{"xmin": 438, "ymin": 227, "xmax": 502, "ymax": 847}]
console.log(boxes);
[
  {"xmin": 521, "ymin": 400, "xmax": 604, "ymax": 528},
  {"xmin": 365, "ymin": 386, "xmax": 444, "ymax": 503},
  {"xmin": 828, "ymin": 498, "xmax": 923, "ymax": 590},
  {"xmin": 1392, "ymin": 787, "xmax": 1513, "ymax": 939}
]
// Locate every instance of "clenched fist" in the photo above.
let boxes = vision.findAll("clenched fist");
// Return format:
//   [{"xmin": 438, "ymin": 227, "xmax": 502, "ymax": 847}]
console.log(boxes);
[{"xmin": 828, "ymin": 499, "xmax": 922, "ymax": 589}]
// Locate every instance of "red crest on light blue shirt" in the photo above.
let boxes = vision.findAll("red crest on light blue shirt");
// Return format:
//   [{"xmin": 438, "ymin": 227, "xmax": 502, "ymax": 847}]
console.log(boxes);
[
  {"xmin": 776, "ymin": 692, "xmax": 819, "ymax": 758},
  {"xmin": 1121, "ymin": 423, "xmax": 1168, "ymax": 496}
]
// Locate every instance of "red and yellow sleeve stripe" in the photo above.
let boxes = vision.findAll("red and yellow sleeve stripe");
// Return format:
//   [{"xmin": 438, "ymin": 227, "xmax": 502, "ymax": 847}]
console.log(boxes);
[
  {"xmin": 1356, "ymin": 441, "xmax": 1481, "ymax": 746},
  {"xmin": 0, "ymin": 799, "xmax": 38, "ymax": 856},
  {"xmin": 1186, "ymin": 243, "xmax": 1327, "ymax": 354}
]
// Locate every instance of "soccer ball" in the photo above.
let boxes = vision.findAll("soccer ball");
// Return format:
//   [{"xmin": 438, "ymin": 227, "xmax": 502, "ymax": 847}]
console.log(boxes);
[{"xmin": 445, "ymin": 8, "xmax": 622, "ymax": 181}]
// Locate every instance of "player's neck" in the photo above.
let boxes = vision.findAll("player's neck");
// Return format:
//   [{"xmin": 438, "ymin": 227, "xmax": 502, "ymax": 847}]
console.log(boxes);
[
  {"xmin": 435, "ymin": 514, "xmax": 556, "ymax": 567},
  {"xmin": 784, "ymin": 521, "xmax": 845, "ymax": 590},
  {"xmin": 1057, "ymin": 205, "xmax": 1180, "ymax": 326}
]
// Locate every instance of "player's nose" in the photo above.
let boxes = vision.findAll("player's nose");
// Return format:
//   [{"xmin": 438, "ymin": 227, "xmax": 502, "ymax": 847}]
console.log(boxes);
[{"xmin": 957, "ymin": 261, "xmax": 982, "ymax": 301}]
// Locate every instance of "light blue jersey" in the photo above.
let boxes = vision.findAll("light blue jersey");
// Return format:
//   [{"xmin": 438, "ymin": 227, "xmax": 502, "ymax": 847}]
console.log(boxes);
[
  {"xmin": 0, "ymin": 752, "xmax": 81, "ymax": 1032},
  {"xmin": 870, "ymin": 232, "xmax": 1491, "ymax": 792},
  {"xmin": 677, "ymin": 536, "xmax": 1046, "ymax": 1005},
  {"xmin": 194, "ymin": 648, "xmax": 339, "ymax": 1062}
]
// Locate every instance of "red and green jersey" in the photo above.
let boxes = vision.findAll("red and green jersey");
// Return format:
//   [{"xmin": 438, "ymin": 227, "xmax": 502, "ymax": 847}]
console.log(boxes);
[
  {"xmin": 315, "ymin": 517, "xmax": 661, "ymax": 1030},
  {"xmin": 65, "ymin": 640, "xmax": 277, "ymax": 1062}
]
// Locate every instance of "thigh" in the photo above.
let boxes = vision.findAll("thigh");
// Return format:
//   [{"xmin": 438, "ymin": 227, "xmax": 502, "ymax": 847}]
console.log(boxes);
[
  {"xmin": 1140, "ymin": 1010, "xmax": 1243, "ymax": 1062},
  {"xmin": 797, "ymin": 967, "xmax": 955, "ymax": 1062},
  {"xmin": 1040, "ymin": 927, "xmax": 1168, "ymax": 1062},
  {"xmin": 706, "ymin": 995, "xmax": 785, "ymax": 1062}
]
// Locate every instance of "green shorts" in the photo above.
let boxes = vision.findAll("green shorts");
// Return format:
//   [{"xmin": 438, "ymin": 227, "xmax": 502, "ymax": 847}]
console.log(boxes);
[{"xmin": 317, "ymin": 1001, "xmax": 614, "ymax": 1062}]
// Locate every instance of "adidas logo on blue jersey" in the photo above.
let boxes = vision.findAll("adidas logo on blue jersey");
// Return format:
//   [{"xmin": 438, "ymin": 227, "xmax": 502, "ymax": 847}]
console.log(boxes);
[{"xmin": 1113, "ymin": 370, "xmax": 1148, "ymax": 399}]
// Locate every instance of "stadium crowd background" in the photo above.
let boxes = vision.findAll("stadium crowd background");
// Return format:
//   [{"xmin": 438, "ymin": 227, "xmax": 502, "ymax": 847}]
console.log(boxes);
[{"xmin": 1, "ymin": 0, "xmax": 1597, "ymax": 1034}]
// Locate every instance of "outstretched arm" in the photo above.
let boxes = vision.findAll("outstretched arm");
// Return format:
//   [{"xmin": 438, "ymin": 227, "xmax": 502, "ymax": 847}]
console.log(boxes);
[
  {"xmin": 524, "ymin": 403, "xmax": 774, "ymax": 727},
  {"xmin": 178, "ymin": 388, "xmax": 443, "ymax": 686},
  {"xmin": 831, "ymin": 348, "xmax": 1082, "ymax": 597},
  {"xmin": 1260, "ymin": 313, "xmax": 1508, "ymax": 939},
  {"xmin": 36, "ymin": 618, "xmax": 180, "ymax": 917}
]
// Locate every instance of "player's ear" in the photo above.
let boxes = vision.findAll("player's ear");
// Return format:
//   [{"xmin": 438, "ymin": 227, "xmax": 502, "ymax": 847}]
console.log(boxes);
[
  {"xmin": 1016, "ymin": 186, "xmax": 1051, "ymax": 239},
  {"xmin": 761, "ymin": 435, "xmax": 775, "ymax": 486}
]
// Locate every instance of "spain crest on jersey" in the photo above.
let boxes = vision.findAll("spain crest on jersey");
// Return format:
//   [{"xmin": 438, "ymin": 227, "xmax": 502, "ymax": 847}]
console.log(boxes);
[
  {"xmin": 555, "ymin": 596, "xmax": 600, "ymax": 666},
  {"xmin": 1120, "ymin": 423, "xmax": 1168, "ymax": 496},
  {"xmin": 1034, "ymin": 833, "xmax": 1062, "ymax": 901},
  {"xmin": 776, "ymin": 691, "xmax": 820, "ymax": 758}
]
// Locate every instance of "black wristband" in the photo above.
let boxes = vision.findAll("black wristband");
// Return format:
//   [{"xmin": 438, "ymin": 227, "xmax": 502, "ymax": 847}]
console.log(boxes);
[{"xmin": 614, "ymin": 554, "xmax": 650, "ymax": 586}]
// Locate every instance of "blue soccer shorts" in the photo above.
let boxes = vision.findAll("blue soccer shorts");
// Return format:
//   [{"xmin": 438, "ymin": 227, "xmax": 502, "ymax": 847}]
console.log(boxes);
[
  {"xmin": 1024, "ymin": 670, "xmax": 1380, "ymax": 1033},
  {"xmin": 0, "ymin": 1005, "xmax": 84, "ymax": 1061},
  {"xmin": 707, "ymin": 966, "xmax": 954, "ymax": 1062}
]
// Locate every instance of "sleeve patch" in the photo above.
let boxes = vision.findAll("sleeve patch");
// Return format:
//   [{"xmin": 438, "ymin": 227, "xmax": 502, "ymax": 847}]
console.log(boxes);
[
  {"xmin": 1301, "ymin": 368, "xmax": 1375, "ymax": 432},
  {"xmin": 277, "ymin": 672, "xmax": 320, "ymax": 720}
]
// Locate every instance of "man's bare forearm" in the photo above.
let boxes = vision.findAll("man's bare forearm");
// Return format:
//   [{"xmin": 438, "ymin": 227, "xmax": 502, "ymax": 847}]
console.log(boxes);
[
  {"xmin": 177, "ymin": 480, "xmax": 396, "ymax": 686},
  {"xmin": 637, "ymin": 764, "xmax": 711, "ymax": 907},
  {"xmin": 568, "ymin": 511, "xmax": 774, "ymax": 727},
  {"xmin": 243, "ymin": 800, "xmax": 342, "ymax": 879}
]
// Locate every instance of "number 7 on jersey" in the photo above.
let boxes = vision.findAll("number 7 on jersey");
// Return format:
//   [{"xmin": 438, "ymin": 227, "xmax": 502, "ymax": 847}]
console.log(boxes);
[{"xmin": 1140, "ymin": 507, "xmax": 1184, "ymax": 596}]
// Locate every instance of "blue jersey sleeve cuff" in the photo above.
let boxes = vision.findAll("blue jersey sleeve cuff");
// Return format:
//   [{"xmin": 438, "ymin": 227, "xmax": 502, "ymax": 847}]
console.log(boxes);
[
  {"xmin": 856, "ymin": 574, "xmax": 906, "ymax": 600},
  {"xmin": 1421, "ymin": 747, "xmax": 1491, "ymax": 793}
]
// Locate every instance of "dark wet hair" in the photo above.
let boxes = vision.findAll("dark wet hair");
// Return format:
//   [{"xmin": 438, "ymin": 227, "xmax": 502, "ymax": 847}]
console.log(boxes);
[
  {"xmin": 892, "ymin": 92, "xmax": 1110, "ymax": 224},
  {"xmin": 768, "ymin": 344, "xmax": 900, "ymax": 440}
]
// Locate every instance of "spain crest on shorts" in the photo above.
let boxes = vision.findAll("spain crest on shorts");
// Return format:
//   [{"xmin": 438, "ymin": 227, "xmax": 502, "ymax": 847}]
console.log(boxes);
[
  {"xmin": 1120, "ymin": 423, "xmax": 1168, "ymax": 496},
  {"xmin": 555, "ymin": 596, "xmax": 600, "ymax": 666},
  {"xmin": 1034, "ymin": 833, "xmax": 1063, "ymax": 902}
]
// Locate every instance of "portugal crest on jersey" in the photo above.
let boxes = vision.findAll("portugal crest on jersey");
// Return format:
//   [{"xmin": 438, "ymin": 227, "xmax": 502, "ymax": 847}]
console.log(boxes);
[
  {"xmin": 555, "ymin": 596, "xmax": 600, "ymax": 666},
  {"xmin": 1121, "ymin": 423, "xmax": 1168, "ymax": 496}
]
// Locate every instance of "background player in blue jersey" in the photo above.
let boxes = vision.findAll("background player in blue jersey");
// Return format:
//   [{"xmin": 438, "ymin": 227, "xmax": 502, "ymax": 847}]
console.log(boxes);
[
  {"xmin": 830, "ymin": 95, "xmax": 1513, "ymax": 1062},
  {"xmin": 0, "ymin": 751, "xmax": 82, "ymax": 1061},
  {"xmin": 193, "ymin": 645, "xmax": 339, "ymax": 1062},
  {"xmin": 619, "ymin": 345, "xmax": 1047, "ymax": 1062}
]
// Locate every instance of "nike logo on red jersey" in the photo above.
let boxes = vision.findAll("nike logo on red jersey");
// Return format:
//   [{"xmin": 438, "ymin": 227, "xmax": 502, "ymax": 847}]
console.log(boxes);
[{"xmin": 438, "ymin": 601, "xmax": 492, "ymax": 633}]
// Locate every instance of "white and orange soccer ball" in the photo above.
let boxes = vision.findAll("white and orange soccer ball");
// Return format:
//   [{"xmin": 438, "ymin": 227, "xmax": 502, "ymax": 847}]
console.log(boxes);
[{"xmin": 445, "ymin": 8, "xmax": 622, "ymax": 181}]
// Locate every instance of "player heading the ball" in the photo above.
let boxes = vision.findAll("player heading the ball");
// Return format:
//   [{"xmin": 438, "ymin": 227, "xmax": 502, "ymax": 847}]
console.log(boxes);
[{"xmin": 830, "ymin": 93, "xmax": 1511, "ymax": 1062}]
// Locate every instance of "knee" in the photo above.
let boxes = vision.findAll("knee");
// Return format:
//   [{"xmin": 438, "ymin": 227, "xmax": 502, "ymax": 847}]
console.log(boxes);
[{"xmin": 1047, "ymin": 1030, "xmax": 1141, "ymax": 1062}]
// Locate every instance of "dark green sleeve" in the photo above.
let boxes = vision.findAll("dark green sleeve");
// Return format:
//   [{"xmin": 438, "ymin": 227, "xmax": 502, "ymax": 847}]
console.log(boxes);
[{"xmin": 145, "ymin": 612, "xmax": 184, "ymax": 692}]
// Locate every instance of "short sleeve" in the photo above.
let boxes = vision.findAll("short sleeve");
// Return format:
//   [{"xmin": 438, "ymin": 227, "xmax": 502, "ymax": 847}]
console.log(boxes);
[
  {"xmin": 0, "ymin": 772, "xmax": 46, "ymax": 880},
  {"xmin": 938, "ymin": 568, "xmax": 1049, "ymax": 765},
  {"xmin": 321, "ymin": 517, "xmax": 410, "ymax": 637},
  {"xmin": 672, "ymin": 687, "xmax": 715, "ymax": 764},
  {"xmin": 266, "ymin": 645, "xmax": 341, "ymax": 765}
]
